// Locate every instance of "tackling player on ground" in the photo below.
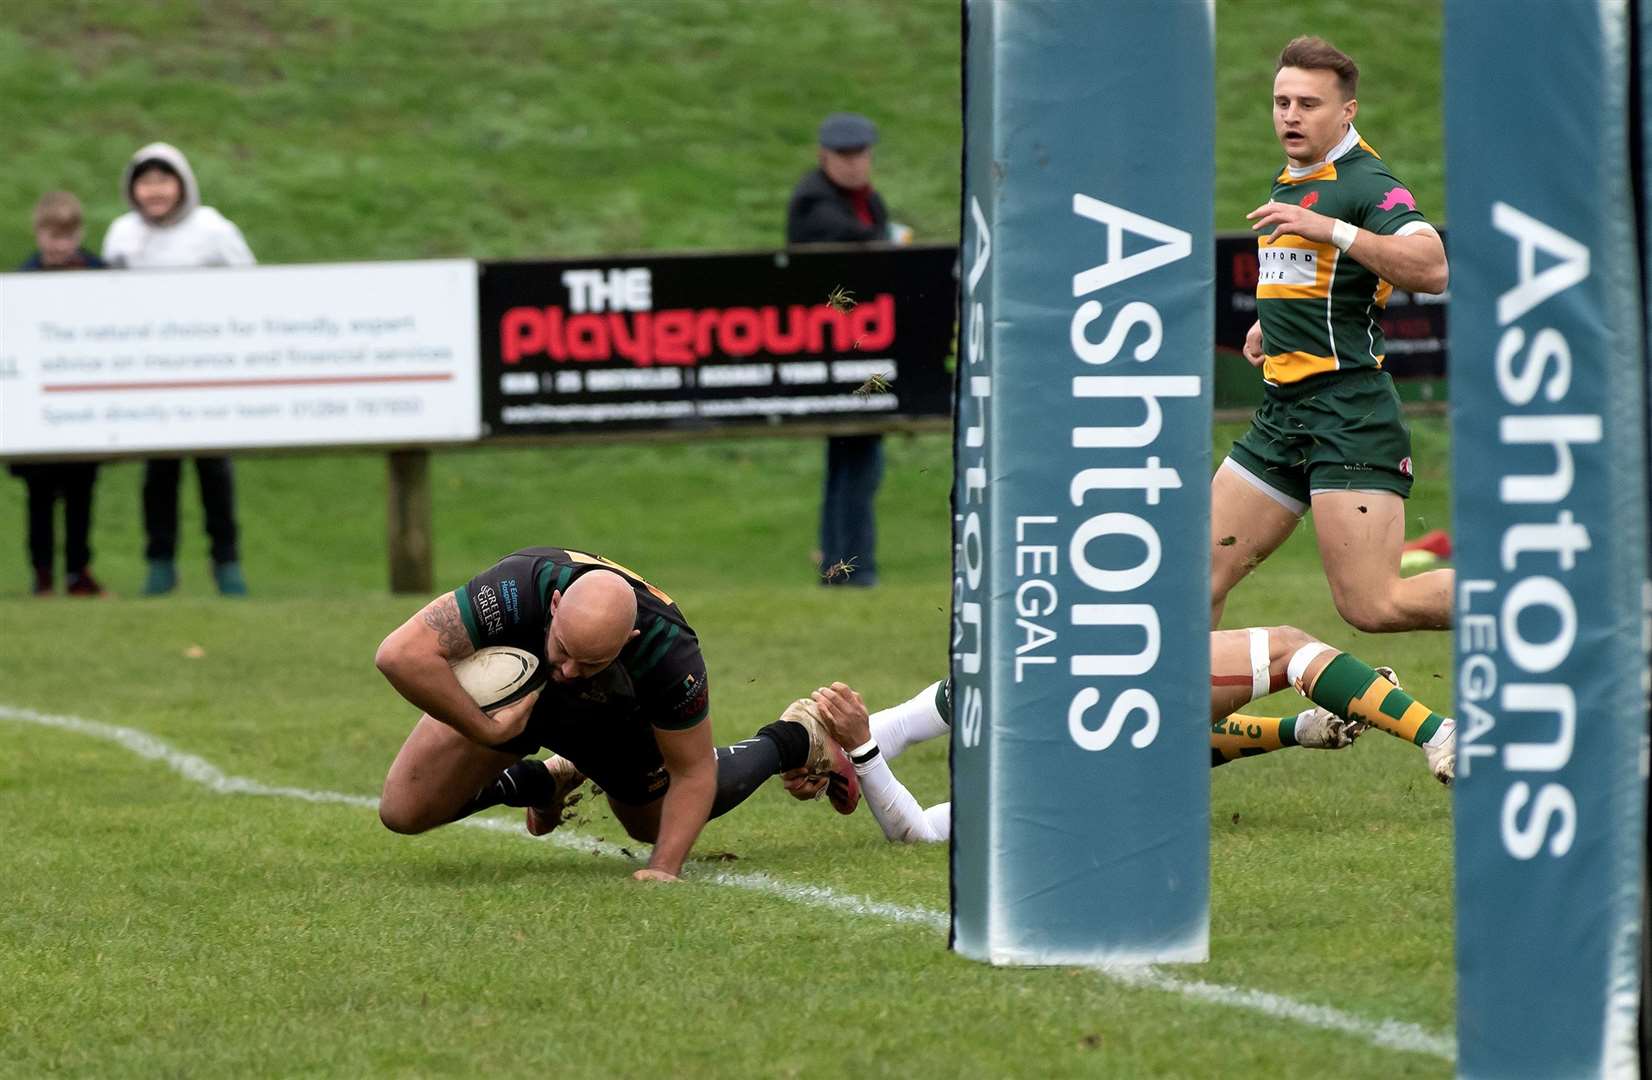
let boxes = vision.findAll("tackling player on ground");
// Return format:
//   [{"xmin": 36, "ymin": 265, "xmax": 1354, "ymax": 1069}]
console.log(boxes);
[
  {"xmin": 374, "ymin": 546, "xmax": 858, "ymax": 881},
  {"xmin": 791, "ymin": 625, "xmax": 1455, "ymax": 843},
  {"xmin": 1213, "ymin": 35, "xmax": 1453, "ymax": 635}
]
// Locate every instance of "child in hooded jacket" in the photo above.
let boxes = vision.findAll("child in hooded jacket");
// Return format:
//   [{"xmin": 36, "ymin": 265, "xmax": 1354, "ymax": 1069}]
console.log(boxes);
[{"xmin": 103, "ymin": 142, "xmax": 254, "ymax": 596}]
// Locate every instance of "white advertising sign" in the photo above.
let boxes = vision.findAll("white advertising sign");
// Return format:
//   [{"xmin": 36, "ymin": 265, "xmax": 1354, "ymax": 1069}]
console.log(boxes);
[{"xmin": 0, "ymin": 260, "xmax": 480, "ymax": 455}]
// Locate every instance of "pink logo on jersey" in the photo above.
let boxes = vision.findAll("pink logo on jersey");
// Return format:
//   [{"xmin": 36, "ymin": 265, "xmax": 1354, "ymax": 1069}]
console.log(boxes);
[
  {"xmin": 1377, "ymin": 187, "xmax": 1417, "ymax": 212},
  {"xmin": 1399, "ymin": 456, "xmax": 1413, "ymax": 478},
  {"xmin": 1299, "ymin": 191, "xmax": 1320, "ymax": 209}
]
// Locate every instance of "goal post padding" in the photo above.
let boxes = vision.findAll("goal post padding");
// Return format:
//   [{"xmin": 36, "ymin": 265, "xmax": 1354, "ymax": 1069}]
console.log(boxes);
[
  {"xmin": 1446, "ymin": 0, "xmax": 1650, "ymax": 1074},
  {"xmin": 951, "ymin": 0, "xmax": 1215, "ymax": 966}
]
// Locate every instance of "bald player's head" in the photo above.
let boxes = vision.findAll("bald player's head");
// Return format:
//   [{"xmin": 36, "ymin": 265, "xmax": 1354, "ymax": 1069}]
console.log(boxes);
[{"xmin": 546, "ymin": 570, "xmax": 639, "ymax": 682}]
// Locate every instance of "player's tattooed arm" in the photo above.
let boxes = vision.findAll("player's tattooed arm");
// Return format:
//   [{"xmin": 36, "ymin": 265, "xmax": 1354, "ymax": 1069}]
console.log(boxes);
[
  {"xmin": 376, "ymin": 592, "xmax": 508, "ymax": 745},
  {"xmin": 419, "ymin": 592, "xmax": 477, "ymax": 661}
]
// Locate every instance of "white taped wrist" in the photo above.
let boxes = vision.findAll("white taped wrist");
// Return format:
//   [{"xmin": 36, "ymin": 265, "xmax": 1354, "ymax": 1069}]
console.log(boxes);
[
  {"xmin": 849, "ymin": 738, "xmax": 881, "ymax": 772},
  {"xmin": 1330, "ymin": 219, "xmax": 1358, "ymax": 252}
]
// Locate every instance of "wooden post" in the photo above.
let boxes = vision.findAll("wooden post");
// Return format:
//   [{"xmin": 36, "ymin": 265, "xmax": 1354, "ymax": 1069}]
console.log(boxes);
[{"xmin": 387, "ymin": 449, "xmax": 433, "ymax": 595}]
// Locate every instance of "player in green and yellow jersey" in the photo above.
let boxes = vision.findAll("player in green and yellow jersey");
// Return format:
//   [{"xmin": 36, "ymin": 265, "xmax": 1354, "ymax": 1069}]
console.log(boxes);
[
  {"xmin": 1212, "ymin": 37, "xmax": 1455, "ymax": 783},
  {"xmin": 1213, "ymin": 36, "xmax": 1454, "ymax": 656}
]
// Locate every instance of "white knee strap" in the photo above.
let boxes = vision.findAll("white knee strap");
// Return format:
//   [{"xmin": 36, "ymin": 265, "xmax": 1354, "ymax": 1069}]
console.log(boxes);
[
  {"xmin": 1248, "ymin": 627, "xmax": 1271, "ymax": 702},
  {"xmin": 1286, "ymin": 642, "xmax": 1334, "ymax": 693}
]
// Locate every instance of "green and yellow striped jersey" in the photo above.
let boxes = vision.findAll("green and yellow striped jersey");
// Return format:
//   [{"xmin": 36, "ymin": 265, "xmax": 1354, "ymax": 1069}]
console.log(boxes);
[{"xmin": 1256, "ymin": 125, "xmax": 1432, "ymax": 387}]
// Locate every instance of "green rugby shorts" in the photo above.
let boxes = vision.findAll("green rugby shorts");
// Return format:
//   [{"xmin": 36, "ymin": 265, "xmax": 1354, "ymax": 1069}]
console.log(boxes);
[{"xmin": 1225, "ymin": 369, "xmax": 1414, "ymax": 513}]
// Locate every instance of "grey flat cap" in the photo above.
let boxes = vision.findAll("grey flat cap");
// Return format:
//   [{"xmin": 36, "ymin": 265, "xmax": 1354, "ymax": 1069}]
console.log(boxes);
[{"xmin": 818, "ymin": 112, "xmax": 878, "ymax": 151}]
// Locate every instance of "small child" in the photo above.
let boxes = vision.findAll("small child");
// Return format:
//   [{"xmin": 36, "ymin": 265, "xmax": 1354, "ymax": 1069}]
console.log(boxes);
[
  {"xmin": 10, "ymin": 192, "xmax": 106, "ymax": 596},
  {"xmin": 102, "ymin": 142, "xmax": 255, "ymax": 269},
  {"xmin": 103, "ymin": 143, "xmax": 255, "ymax": 595}
]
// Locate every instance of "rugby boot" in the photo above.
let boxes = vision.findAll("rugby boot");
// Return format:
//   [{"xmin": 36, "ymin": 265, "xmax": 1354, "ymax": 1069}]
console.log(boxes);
[
  {"xmin": 1291, "ymin": 706, "xmax": 1359, "ymax": 750},
  {"xmin": 525, "ymin": 755, "xmax": 587, "ymax": 836},
  {"xmin": 1423, "ymin": 722, "xmax": 1456, "ymax": 787},
  {"xmin": 778, "ymin": 697, "xmax": 861, "ymax": 815},
  {"xmin": 824, "ymin": 749, "xmax": 862, "ymax": 815}
]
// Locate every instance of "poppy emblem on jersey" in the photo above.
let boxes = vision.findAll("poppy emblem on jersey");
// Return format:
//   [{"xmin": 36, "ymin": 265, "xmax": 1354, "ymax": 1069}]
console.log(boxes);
[
  {"xmin": 1399, "ymin": 456, "xmax": 1413, "ymax": 478},
  {"xmin": 1377, "ymin": 187, "xmax": 1417, "ymax": 212},
  {"xmin": 1299, "ymin": 191, "xmax": 1319, "ymax": 209}
]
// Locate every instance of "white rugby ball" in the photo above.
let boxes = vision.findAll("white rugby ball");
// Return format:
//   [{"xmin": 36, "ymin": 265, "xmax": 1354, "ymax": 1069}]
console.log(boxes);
[{"xmin": 451, "ymin": 646, "xmax": 545, "ymax": 710}]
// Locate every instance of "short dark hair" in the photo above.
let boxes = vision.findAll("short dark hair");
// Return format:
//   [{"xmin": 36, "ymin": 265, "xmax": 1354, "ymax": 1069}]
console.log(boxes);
[
  {"xmin": 1277, "ymin": 36, "xmax": 1358, "ymax": 100},
  {"xmin": 132, "ymin": 158, "xmax": 181, "ymax": 183}
]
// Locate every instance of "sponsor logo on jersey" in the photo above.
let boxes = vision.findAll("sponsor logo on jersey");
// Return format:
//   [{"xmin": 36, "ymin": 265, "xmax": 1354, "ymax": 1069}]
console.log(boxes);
[
  {"xmin": 475, "ymin": 584, "xmax": 504, "ymax": 635},
  {"xmin": 678, "ymin": 672, "xmax": 710, "ymax": 720},
  {"xmin": 500, "ymin": 579, "xmax": 520, "ymax": 621},
  {"xmin": 1299, "ymin": 191, "xmax": 1320, "ymax": 209},
  {"xmin": 1257, "ymin": 245, "xmax": 1321, "ymax": 287},
  {"xmin": 1377, "ymin": 186, "xmax": 1417, "ymax": 213}
]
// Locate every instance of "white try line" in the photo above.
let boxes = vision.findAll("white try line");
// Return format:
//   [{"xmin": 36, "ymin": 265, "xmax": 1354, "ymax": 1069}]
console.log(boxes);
[{"xmin": 1, "ymin": 703, "xmax": 1453, "ymax": 1062}]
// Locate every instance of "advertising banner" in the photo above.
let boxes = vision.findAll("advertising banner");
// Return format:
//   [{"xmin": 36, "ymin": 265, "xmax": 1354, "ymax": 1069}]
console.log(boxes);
[
  {"xmin": 0, "ymin": 260, "xmax": 480, "ymax": 457},
  {"xmin": 953, "ymin": 0, "xmax": 1213, "ymax": 965},
  {"xmin": 1446, "ymin": 1, "xmax": 1649, "ymax": 1074},
  {"xmin": 477, "ymin": 246, "xmax": 956, "ymax": 438}
]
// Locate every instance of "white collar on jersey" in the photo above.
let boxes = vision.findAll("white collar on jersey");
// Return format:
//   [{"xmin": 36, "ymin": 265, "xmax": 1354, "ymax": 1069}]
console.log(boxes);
[{"xmin": 1284, "ymin": 124, "xmax": 1362, "ymax": 179}]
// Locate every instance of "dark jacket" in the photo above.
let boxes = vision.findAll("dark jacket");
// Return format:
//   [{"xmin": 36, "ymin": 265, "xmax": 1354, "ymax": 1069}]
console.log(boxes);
[
  {"xmin": 785, "ymin": 168, "xmax": 889, "ymax": 245},
  {"xmin": 19, "ymin": 248, "xmax": 106, "ymax": 271}
]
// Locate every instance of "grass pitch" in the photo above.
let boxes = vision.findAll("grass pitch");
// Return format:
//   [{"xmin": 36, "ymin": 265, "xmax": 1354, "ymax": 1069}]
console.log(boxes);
[{"xmin": 1, "ymin": 422, "xmax": 1456, "ymax": 1078}]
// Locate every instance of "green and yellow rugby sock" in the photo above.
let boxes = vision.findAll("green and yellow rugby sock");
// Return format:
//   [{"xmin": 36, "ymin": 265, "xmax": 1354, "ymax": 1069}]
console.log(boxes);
[
  {"xmin": 1208, "ymin": 711, "xmax": 1299, "ymax": 766},
  {"xmin": 1298, "ymin": 651, "xmax": 1446, "ymax": 747}
]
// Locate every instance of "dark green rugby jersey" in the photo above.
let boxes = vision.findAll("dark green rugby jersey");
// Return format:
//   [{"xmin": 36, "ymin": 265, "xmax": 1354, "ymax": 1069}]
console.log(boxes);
[
  {"xmin": 454, "ymin": 547, "xmax": 709, "ymax": 730},
  {"xmin": 1256, "ymin": 125, "xmax": 1432, "ymax": 387}
]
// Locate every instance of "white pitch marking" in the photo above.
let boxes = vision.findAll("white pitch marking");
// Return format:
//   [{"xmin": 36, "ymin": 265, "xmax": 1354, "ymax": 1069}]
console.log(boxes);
[{"xmin": 2, "ymin": 703, "xmax": 1452, "ymax": 1062}]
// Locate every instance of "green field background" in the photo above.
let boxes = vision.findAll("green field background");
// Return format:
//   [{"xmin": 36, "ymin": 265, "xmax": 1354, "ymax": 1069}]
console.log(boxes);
[{"xmin": 2, "ymin": 3, "xmax": 1455, "ymax": 1077}]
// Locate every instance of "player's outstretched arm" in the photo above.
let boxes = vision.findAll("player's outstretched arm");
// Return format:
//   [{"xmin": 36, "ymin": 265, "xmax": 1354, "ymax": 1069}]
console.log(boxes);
[
  {"xmin": 813, "ymin": 683, "xmax": 945, "ymax": 844},
  {"xmin": 374, "ymin": 592, "xmax": 530, "ymax": 747},
  {"xmin": 643, "ymin": 719, "xmax": 718, "ymax": 881}
]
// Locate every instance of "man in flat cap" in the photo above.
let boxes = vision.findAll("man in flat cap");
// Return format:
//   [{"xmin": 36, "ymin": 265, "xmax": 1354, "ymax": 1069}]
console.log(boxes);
[
  {"xmin": 787, "ymin": 112, "xmax": 889, "ymax": 245},
  {"xmin": 786, "ymin": 112, "xmax": 891, "ymax": 588}
]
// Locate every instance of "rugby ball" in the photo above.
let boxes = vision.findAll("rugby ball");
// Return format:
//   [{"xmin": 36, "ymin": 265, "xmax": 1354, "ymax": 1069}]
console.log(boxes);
[{"xmin": 451, "ymin": 646, "xmax": 546, "ymax": 710}]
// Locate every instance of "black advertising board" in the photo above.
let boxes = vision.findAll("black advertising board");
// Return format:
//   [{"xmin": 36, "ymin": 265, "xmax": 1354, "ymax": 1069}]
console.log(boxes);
[
  {"xmin": 1214, "ymin": 231, "xmax": 1448, "ymax": 380},
  {"xmin": 477, "ymin": 245, "xmax": 958, "ymax": 439}
]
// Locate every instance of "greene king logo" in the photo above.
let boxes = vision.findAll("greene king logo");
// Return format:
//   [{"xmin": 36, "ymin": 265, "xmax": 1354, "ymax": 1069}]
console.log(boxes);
[{"xmin": 475, "ymin": 584, "xmax": 503, "ymax": 635}]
